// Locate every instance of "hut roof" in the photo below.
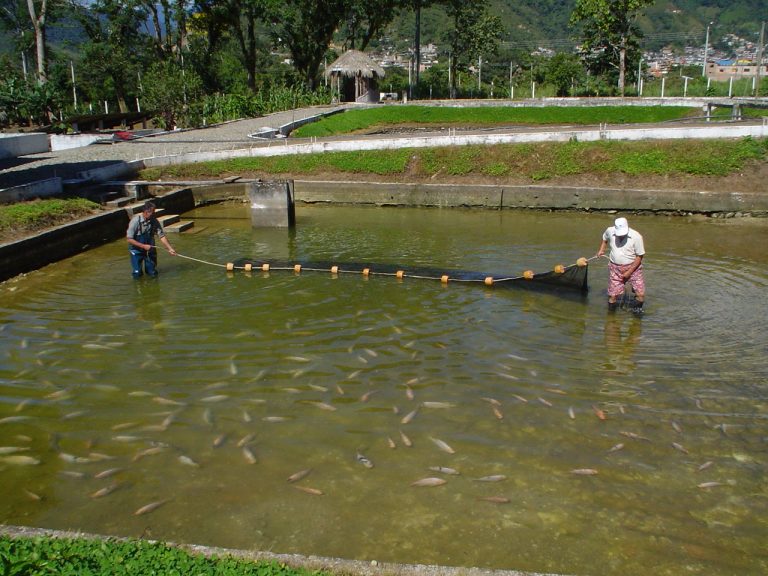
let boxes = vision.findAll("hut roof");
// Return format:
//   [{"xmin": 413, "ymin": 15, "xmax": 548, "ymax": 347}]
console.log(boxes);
[{"xmin": 326, "ymin": 50, "xmax": 385, "ymax": 79}]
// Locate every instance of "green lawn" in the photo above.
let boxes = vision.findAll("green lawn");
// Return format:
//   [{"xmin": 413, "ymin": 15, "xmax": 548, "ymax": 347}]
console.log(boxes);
[
  {"xmin": 139, "ymin": 137, "xmax": 768, "ymax": 182},
  {"xmin": 0, "ymin": 198, "xmax": 100, "ymax": 242},
  {"xmin": 292, "ymin": 106, "xmax": 697, "ymax": 137},
  {"xmin": 0, "ymin": 534, "xmax": 330, "ymax": 576}
]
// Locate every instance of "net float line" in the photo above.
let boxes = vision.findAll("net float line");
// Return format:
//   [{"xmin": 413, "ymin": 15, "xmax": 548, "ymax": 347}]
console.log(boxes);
[{"xmin": 163, "ymin": 247, "xmax": 600, "ymax": 293}]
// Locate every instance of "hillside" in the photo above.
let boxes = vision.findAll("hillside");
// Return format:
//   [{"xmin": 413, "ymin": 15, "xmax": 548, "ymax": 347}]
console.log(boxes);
[
  {"xmin": 1, "ymin": 0, "xmax": 764, "ymax": 60},
  {"xmin": 384, "ymin": 0, "xmax": 766, "ymax": 53}
]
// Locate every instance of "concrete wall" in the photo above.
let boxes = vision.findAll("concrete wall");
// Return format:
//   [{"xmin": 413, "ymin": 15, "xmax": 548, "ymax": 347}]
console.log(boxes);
[
  {"xmin": 293, "ymin": 180, "xmax": 768, "ymax": 214},
  {"xmin": 0, "ymin": 188, "xmax": 195, "ymax": 283},
  {"xmin": 0, "ymin": 178, "xmax": 63, "ymax": 204},
  {"xmin": 0, "ymin": 209, "xmax": 130, "ymax": 282},
  {"xmin": 0, "ymin": 133, "xmax": 48, "ymax": 159},
  {"xmin": 50, "ymin": 134, "xmax": 103, "ymax": 151}
]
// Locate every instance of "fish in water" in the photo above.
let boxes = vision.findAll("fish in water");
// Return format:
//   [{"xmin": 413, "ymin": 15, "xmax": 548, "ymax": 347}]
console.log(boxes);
[
  {"xmin": 607, "ymin": 443, "xmax": 625, "ymax": 453},
  {"xmin": 134, "ymin": 498, "xmax": 171, "ymax": 516},
  {"xmin": 672, "ymin": 442, "xmax": 689, "ymax": 455},
  {"xmin": 428, "ymin": 466, "xmax": 460, "ymax": 475},
  {"xmin": 287, "ymin": 469, "xmax": 312, "ymax": 483},
  {"xmin": 309, "ymin": 401, "xmax": 337, "ymax": 412},
  {"xmin": 592, "ymin": 405, "xmax": 607, "ymax": 420},
  {"xmin": 0, "ymin": 447, "xmax": 30, "ymax": 455},
  {"xmin": 400, "ymin": 430, "xmax": 413, "ymax": 447},
  {"xmin": 0, "ymin": 416, "xmax": 31, "ymax": 424},
  {"xmin": 400, "ymin": 408, "xmax": 419, "ymax": 425},
  {"xmin": 294, "ymin": 485, "xmax": 323, "ymax": 496},
  {"xmin": 570, "ymin": 468, "xmax": 599, "ymax": 476},
  {"xmin": 477, "ymin": 496, "xmax": 510, "ymax": 504},
  {"xmin": 620, "ymin": 431, "xmax": 651, "ymax": 442},
  {"xmin": 481, "ymin": 397, "xmax": 501, "ymax": 406},
  {"xmin": 411, "ymin": 477, "xmax": 447, "ymax": 487},
  {"xmin": 241, "ymin": 446, "xmax": 257, "ymax": 464},
  {"xmin": 430, "ymin": 437, "xmax": 455, "ymax": 454},
  {"xmin": 178, "ymin": 455, "xmax": 200, "ymax": 467},
  {"xmin": 697, "ymin": 481, "xmax": 725, "ymax": 489},
  {"xmin": 0, "ymin": 455, "xmax": 40, "ymax": 466},
  {"xmin": 475, "ymin": 475, "xmax": 506, "ymax": 482},
  {"xmin": 387, "ymin": 437, "xmax": 397, "ymax": 449},
  {"xmin": 422, "ymin": 402, "xmax": 455, "ymax": 409},
  {"xmin": 356, "ymin": 452, "xmax": 374, "ymax": 468},
  {"xmin": 90, "ymin": 482, "xmax": 122, "ymax": 499},
  {"xmin": 237, "ymin": 434, "xmax": 256, "ymax": 448},
  {"xmin": 94, "ymin": 467, "xmax": 124, "ymax": 479},
  {"xmin": 200, "ymin": 395, "xmax": 229, "ymax": 403},
  {"xmin": 359, "ymin": 390, "xmax": 378, "ymax": 403}
]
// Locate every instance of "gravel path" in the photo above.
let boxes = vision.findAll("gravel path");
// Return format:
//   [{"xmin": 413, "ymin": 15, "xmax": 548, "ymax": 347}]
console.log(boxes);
[{"xmin": 0, "ymin": 106, "xmax": 346, "ymax": 189}]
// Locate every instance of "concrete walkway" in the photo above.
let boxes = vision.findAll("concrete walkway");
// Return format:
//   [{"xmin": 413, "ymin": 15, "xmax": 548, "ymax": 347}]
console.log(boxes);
[{"xmin": 0, "ymin": 106, "xmax": 347, "ymax": 190}]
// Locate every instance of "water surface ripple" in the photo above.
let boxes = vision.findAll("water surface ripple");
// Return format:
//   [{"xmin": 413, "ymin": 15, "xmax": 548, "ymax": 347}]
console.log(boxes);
[{"xmin": 1, "ymin": 206, "xmax": 766, "ymax": 576}]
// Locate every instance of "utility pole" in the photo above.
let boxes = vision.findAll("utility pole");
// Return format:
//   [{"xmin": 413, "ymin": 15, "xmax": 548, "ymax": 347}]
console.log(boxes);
[
  {"xmin": 755, "ymin": 21, "xmax": 765, "ymax": 97},
  {"xmin": 702, "ymin": 23, "xmax": 711, "ymax": 77},
  {"xmin": 70, "ymin": 61, "xmax": 77, "ymax": 110}
]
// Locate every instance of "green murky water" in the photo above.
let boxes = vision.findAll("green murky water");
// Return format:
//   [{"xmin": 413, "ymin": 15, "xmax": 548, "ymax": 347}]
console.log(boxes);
[{"xmin": 1, "ymin": 205, "xmax": 767, "ymax": 576}]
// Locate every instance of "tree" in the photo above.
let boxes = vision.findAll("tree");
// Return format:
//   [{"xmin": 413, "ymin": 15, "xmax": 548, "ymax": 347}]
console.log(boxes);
[
  {"xmin": 545, "ymin": 52, "xmax": 585, "ymax": 96},
  {"xmin": 26, "ymin": 0, "xmax": 48, "ymax": 82},
  {"xmin": 71, "ymin": 0, "xmax": 149, "ymax": 112},
  {"xmin": 440, "ymin": 0, "xmax": 503, "ymax": 98},
  {"xmin": 570, "ymin": 0, "xmax": 654, "ymax": 96},
  {"xmin": 142, "ymin": 58, "xmax": 203, "ymax": 128},
  {"xmin": 266, "ymin": 0, "xmax": 349, "ymax": 89},
  {"xmin": 341, "ymin": 0, "xmax": 400, "ymax": 52}
]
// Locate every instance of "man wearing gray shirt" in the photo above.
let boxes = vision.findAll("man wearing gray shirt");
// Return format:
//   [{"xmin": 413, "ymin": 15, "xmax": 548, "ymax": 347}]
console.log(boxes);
[{"xmin": 126, "ymin": 201, "xmax": 177, "ymax": 278}]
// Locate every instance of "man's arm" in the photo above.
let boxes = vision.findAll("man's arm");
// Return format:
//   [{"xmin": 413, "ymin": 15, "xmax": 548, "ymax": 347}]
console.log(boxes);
[
  {"xmin": 159, "ymin": 235, "xmax": 177, "ymax": 256},
  {"xmin": 622, "ymin": 255, "xmax": 643, "ymax": 280},
  {"xmin": 596, "ymin": 239, "xmax": 608, "ymax": 258}
]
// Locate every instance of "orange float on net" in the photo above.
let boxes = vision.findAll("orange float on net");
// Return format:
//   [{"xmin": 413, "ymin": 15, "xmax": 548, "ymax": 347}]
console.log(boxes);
[
  {"xmin": 577, "ymin": 257, "xmax": 588, "ymax": 267},
  {"xmin": 396, "ymin": 270, "xmax": 405, "ymax": 279},
  {"xmin": 244, "ymin": 263, "xmax": 253, "ymax": 272},
  {"xmin": 554, "ymin": 264, "xmax": 565, "ymax": 274},
  {"xmin": 226, "ymin": 262, "xmax": 235, "ymax": 272},
  {"xmin": 331, "ymin": 266, "xmax": 339, "ymax": 274},
  {"xmin": 261, "ymin": 263, "xmax": 270, "ymax": 272},
  {"xmin": 484, "ymin": 276, "xmax": 494, "ymax": 286},
  {"xmin": 523, "ymin": 270, "xmax": 535, "ymax": 280},
  {"xmin": 362, "ymin": 268, "xmax": 370, "ymax": 277},
  {"xmin": 441, "ymin": 275, "xmax": 449, "ymax": 284},
  {"xmin": 294, "ymin": 264, "xmax": 302, "ymax": 273}
]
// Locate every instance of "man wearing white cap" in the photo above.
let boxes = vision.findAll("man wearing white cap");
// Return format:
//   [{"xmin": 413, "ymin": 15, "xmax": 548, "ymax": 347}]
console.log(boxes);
[{"xmin": 596, "ymin": 216, "xmax": 645, "ymax": 314}]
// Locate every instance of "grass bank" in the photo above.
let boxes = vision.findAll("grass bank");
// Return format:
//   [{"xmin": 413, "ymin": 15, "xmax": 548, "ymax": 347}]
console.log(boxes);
[
  {"xmin": 139, "ymin": 137, "xmax": 768, "ymax": 182},
  {"xmin": 0, "ymin": 534, "xmax": 329, "ymax": 576},
  {"xmin": 292, "ymin": 106, "xmax": 697, "ymax": 137},
  {"xmin": 0, "ymin": 198, "xmax": 101, "ymax": 244}
]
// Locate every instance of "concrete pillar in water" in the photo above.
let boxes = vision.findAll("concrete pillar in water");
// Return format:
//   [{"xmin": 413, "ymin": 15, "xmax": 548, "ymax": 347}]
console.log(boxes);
[{"xmin": 247, "ymin": 180, "xmax": 295, "ymax": 228}]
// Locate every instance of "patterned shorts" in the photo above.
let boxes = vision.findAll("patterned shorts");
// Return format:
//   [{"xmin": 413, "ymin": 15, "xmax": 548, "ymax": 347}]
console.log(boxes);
[{"xmin": 608, "ymin": 262, "xmax": 645, "ymax": 298}]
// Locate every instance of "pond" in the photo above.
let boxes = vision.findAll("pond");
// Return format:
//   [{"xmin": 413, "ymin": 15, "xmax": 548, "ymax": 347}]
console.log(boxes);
[{"xmin": 1, "ymin": 204, "xmax": 767, "ymax": 576}]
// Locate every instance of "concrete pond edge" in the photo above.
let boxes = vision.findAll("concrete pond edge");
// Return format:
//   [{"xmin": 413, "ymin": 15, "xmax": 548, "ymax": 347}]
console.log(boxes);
[{"xmin": 0, "ymin": 524, "xmax": 567, "ymax": 576}]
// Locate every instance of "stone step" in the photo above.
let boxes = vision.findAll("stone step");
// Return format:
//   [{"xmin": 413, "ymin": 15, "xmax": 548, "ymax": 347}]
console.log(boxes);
[
  {"xmin": 164, "ymin": 220, "xmax": 194, "ymax": 233},
  {"xmin": 106, "ymin": 196, "xmax": 133, "ymax": 208},
  {"xmin": 158, "ymin": 213, "xmax": 180, "ymax": 226}
]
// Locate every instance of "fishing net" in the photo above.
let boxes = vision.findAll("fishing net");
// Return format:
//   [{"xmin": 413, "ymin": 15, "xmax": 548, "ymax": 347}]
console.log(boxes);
[{"xmin": 228, "ymin": 257, "xmax": 591, "ymax": 294}]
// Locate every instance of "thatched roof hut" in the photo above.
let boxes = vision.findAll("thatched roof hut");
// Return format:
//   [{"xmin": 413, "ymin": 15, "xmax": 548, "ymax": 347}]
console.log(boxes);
[{"xmin": 326, "ymin": 50, "xmax": 385, "ymax": 103}]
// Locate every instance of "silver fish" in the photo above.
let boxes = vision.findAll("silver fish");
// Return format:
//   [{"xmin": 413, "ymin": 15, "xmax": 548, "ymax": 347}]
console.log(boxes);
[
  {"xmin": 241, "ymin": 446, "xmax": 257, "ymax": 464},
  {"xmin": 94, "ymin": 467, "xmax": 124, "ymax": 479},
  {"xmin": 0, "ymin": 455, "xmax": 40, "ymax": 465},
  {"xmin": 200, "ymin": 395, "xmax": 229, "ymax": 403},
  {"xmin": 356, "ymin": 452, "xmax": 374, "ymax": 468},
  {"xmin": 400, "ymin": 408, "xmax": 419, "ymax": 424},
  {"xmin": 570, "ymin": 468, "xmax": 599, "ymax": 475},
  {"xmin": 475, "ymin": 474, "xmax": 506, "ymax": 482},
  {"xmin": 237, "ymin": 433, "xmax": 256, "ymax": 447},
  {"xmin": 0, "ymin": 447, "xmax": 30, "ymax": 455},
  {"xmin": 428, "ymin": 466, "xmax": 460, "ymax": 475},
  {"xmin": 90, "ymin": 482, "xmax": 122, "ymax": 499},
  {"xmin": 430, "ymin": 437, "xmax": 455, "ymax": 454},
  {"xmin": 411, "ymin": 477, "xmax": 447, "ymax": 487},
  {"xmin": 672, "ymin": 442, "xmax": 689, "ymax": 454},
  {"xmin": 400, "ymin": 430, "xmax": 413, "ymax": 447},
  {"xmin": 134, "ymin": 498, "xmax": 171, "ymax": 516},
  {"xmin": 287, "ymin": 468, "xmax": 312, "ymax": 483},
  {"xmin": 422, "ymin": 402, "xmax": 455, "ymax": 409},
  {"xmin": 178, "ymin": 455, "xmax": 199, "ymax": 467}
]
